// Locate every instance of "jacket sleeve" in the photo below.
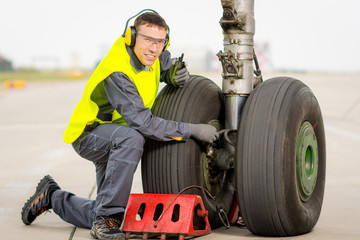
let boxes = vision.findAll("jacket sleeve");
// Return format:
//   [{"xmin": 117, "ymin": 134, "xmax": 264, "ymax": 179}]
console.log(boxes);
[
  {"xmin": 159, "ymin": 50, "xmax": 175, "ymax": 84},
  {"xmin": 104, "ymin": 72, "xmax": 191, "ymax": 142}
]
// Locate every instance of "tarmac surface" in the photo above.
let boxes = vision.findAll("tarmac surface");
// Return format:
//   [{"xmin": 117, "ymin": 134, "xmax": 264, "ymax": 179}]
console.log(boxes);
[{"xmin": 1, "ymin": 71, "xmax": 359, "ymax": 240}]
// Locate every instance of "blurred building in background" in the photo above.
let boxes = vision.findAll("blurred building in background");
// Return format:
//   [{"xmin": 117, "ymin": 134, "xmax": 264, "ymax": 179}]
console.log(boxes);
[
  {"xmin": 31, "ymin": 56, "xmax": 60, "ymax": 70},
  {"xmin": 170, "ymin": 47, "xmax": 220, "ymax": 73},
  {"xmin": 0, "ymin": 55, "xmax": 14, "ymax": 71},
  {"xmin": 170, "ymin": 42, "xmax": 272, "ymax": 73},
  {"xmin": 254, "ymin": 41, "xmax": 273, "ymax": 72}
]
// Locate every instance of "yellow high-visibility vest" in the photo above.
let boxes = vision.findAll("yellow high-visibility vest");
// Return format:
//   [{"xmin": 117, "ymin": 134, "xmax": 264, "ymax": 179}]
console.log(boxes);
[{"xmin": 63, "ymin": 37, "xmax": 160, "ymax": 144}]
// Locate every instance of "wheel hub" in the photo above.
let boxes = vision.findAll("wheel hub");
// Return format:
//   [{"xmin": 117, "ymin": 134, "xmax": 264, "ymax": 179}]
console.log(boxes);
[
  {"xmin": 202, "ymin": 121, "xmax": 236, "ymax": 196},
  {"xmin": 296, "ymin": 121, "xmax": 319, "ymax": 202}
]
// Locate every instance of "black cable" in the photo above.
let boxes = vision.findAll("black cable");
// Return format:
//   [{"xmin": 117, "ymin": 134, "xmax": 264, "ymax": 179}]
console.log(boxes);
[{"xmin": 153, "ymin": 185, "xmax": 215, "ymax": 228}]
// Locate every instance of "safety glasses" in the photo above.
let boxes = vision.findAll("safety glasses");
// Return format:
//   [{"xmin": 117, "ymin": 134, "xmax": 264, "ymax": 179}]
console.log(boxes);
[{"xmin": 136, "ymin": 32, "xmax": 167, "ymax": 47}]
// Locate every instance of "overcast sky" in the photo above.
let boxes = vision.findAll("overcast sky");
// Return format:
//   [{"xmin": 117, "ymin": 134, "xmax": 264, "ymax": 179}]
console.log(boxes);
[{"xmin": 1, "ymin": 0, "xmax": 359, "ymax": 72}]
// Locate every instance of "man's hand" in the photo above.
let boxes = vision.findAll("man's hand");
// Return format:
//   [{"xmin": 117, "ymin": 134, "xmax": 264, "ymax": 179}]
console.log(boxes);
[
  {"xmin": 172, "ymin": 65, "xmax": 189, "ymax": 86},
  {"xmin": 169, "ymin": 54, "xmax": 190, "ymax": 87},
  {"xmin": 190, "ymin": 124, "xmax": 219, "ymax": 143}
]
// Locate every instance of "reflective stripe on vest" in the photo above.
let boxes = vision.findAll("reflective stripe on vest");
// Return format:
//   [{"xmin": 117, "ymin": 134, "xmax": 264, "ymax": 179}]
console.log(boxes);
[{"xmin": 63, "ymin": 37, "xmax": 160, "ymax": 144}]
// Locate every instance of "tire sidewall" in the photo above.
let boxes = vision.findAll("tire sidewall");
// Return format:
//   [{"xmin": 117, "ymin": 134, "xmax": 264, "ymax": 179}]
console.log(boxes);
[
  {"xmin": 280, "ymin": 81, "xmax": 326, "ymax": 234},
  {"xmin": 236, "ymin": 77, "xmax": 326, "ymax": 236}
]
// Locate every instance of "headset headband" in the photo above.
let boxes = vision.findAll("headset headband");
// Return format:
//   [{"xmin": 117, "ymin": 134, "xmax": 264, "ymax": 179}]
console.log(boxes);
[{"xmin": 121, "ymin": 9, "xmax": 159, "ymax": 37}]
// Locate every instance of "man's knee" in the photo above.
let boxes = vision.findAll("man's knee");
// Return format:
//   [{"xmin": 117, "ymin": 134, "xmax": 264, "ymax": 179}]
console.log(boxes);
[
  {"xmin": 112, "ymin": 127, "xmax": 145, "ymax": 152},
  {"xmin": 125, "ymin": 129, "xmax": 145, "ymax": 150}
]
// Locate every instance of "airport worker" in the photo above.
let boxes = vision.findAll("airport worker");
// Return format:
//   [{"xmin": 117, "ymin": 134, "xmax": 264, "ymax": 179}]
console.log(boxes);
[{"xmin": 21, "ymin": 10, "xmax": 218, "ymax": 240}]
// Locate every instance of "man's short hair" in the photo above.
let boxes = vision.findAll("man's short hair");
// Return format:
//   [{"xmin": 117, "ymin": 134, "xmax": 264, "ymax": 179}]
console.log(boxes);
[{"xmin": 134, "ymin": 12, "xmax": 167, "ymax": 31}]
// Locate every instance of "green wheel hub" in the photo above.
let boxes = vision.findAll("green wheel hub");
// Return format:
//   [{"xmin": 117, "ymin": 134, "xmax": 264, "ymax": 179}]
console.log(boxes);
[{"xmin": 296, "ymin": 121, "xmax": 319, "ymax": 202}]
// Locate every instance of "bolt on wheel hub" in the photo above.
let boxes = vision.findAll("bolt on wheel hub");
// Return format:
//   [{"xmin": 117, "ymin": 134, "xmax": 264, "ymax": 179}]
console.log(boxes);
[{"xmin": 296, "ymin": 121, "xmax": 319, "ymax": 202}]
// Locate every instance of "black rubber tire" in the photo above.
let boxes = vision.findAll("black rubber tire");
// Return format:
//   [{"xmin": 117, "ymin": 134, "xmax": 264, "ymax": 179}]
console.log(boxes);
[
  {"xmin": 236, "ymin": 77, "xmax": 326, "ymax": 236},
  {"xmin": 142, "ymin": 75, "xmax": 235, "ymax": 228}
]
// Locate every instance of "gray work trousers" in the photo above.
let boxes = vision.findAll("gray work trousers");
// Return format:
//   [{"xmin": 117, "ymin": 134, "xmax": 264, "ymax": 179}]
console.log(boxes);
[{"xmin": 51, "ymin": 123, "xmax": 144, "ymax": 228}]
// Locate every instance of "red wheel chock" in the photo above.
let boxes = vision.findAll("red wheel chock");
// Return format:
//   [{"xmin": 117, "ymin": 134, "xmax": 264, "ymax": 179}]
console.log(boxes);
[{"xmin": 121, "ymin": 193, "xmax": 211, "ymax": 240}]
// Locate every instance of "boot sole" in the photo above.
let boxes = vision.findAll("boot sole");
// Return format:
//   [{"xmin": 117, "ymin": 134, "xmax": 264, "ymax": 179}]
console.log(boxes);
[
  {"xmin": 90, "ymin": 226, "xmax": 125, "ymax": 240},
  {"xmin": 21, "ymin": 175, "xmax": 59, "ymax": 225},
  {"xmin": 21, "ymin": 176, "xmax": 50, "ymax": 225}
]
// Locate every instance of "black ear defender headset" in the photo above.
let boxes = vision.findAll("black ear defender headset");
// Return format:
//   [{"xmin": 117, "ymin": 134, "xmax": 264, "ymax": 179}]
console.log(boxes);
[{"xmin": 121, "ymin": 9, "xmax": 170, "ymax": 52}]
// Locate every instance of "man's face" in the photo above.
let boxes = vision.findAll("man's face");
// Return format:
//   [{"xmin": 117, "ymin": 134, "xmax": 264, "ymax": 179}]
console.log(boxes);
[{"xmin": 133, "ymin": 24, "xmax": 167, "ymax": 66}]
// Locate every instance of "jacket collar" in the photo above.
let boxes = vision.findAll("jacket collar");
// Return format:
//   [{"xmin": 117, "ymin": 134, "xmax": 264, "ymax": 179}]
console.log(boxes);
[{"xmin": 126, "ymin": 45, "xmax": 150, "ymax": 72}]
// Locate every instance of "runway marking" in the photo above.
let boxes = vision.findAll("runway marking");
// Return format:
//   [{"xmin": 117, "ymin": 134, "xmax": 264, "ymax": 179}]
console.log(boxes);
[
  {"xmin": 0, "ymin": 123, "xmax": 65, "ymax": 130},
  {"xmin": 0, "ymin": 182, "xmax": 34, "ymax": 197},
  {"xmin": 0, "ymin": 208, "xmax": 13, "ymax": 224},
  {"xmin": 326, "ymin": 125, "xmax": 360, "ymax": 142},
  {"xmin": 42, "ymin": 149, "xmax": 69, "ymax": 159},
  {"xmin": 22, "ymin": 164, "xmax": 53, "ymax": 176}
]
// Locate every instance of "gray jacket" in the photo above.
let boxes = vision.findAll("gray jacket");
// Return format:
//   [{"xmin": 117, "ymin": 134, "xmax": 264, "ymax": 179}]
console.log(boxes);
[{"xmin": 90, "ymin": 46, "xmax": 191, "ymax": 142}]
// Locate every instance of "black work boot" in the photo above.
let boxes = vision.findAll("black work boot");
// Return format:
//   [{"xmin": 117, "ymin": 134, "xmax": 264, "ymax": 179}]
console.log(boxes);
[
  {"xmin": 21, "ymin": 175, "xmax": 61, "ymax": 225},
  {"xmin": 90, "ymin": 215, "xmax": 125, "ymax": 240}
]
